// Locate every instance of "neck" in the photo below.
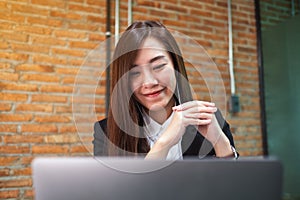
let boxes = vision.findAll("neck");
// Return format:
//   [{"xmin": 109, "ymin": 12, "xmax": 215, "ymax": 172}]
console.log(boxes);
[{"xmin": 147, "ymin": 98, "xmax": 175, "ymax": 124}]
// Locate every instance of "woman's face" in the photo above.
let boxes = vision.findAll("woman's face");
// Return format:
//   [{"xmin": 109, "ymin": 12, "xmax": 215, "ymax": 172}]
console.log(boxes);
[{"xmin": 129, "ymin": 37, "xmax": 176, "ymax": 113}]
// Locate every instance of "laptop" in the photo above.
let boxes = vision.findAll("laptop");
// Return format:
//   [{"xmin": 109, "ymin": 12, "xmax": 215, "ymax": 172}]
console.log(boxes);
[{"xmin": 32, "ymin": 157, "xmax": 283, "ymax": 200}]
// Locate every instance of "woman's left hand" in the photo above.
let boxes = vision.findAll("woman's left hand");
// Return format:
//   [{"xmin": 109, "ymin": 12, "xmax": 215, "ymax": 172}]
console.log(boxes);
[{"xmin": 173, "ymin": 101, "xmax": 233, "ymax": 157}]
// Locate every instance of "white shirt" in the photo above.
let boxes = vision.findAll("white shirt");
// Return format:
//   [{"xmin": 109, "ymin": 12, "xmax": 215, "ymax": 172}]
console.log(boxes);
[{"xmin": 142, "ymin": 112, "xmax": 183, "ymax": 160}]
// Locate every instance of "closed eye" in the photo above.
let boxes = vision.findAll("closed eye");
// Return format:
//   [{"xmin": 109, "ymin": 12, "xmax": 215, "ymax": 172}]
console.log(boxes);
[
  {"xmin": 153, "ymin": 63, "xmax": 167, "ymax": 71},
  {"xmin": 129, "ymin": 71, "xmax": 140, "ymax": 77}
]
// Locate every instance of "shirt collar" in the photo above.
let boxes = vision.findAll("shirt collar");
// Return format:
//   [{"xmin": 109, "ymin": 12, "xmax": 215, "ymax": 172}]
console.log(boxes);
[{"xmin": 142, "ymin": 111, "xmax": 174, "ymax": 140}]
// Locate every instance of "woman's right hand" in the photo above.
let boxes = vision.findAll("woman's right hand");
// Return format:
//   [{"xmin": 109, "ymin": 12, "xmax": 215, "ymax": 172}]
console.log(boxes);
[
  {"xmin": 167, "ymin": 101, "xmax": 217, "ymax": 146},
  {"xmin": 145, "ymin": 100, "xmax": 217, "ymax": 159}
]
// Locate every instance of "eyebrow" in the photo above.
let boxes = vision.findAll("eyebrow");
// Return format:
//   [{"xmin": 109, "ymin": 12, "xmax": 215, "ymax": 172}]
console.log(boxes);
[
  {"xmin": 149, "ymin": 55, "xmax": 166, "ymax": 63},
  {"xmin": 132, "ymin": 55, "xmax": 167, "ymax": 68}
]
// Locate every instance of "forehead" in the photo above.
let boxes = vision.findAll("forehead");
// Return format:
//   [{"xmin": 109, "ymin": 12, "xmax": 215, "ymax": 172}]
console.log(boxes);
[{"xmin": 134, "ymin": 37, "xmax": 171, "ymax": 65}]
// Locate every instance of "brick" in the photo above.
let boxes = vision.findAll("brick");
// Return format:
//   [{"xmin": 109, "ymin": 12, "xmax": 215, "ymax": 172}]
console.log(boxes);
[
  {"xmin": 0, "ymin": 82, "xmax": 38, "ymax": 92},
  {"xmin": 31, "ymin": 36, "xmax": 67, "ymax": 46},
  {"xmin": 206, "ymin": 49, "xmax": 228, "ymax": 57},
  {"xmin": 0, "ymin": 103, "xmax": 12, "ymax": 111},
  {"xmin": 32, "ymin": 145, "xmax": 69, "ymax": 154},
  {"xmin": 16, "ymin": 64, "xmax": 54, "ymax": 72},
  {"xmin": 0, "ymin": 1, "xmax": 7, "ymax": 9},
  {"xmin": 63, "ymin": 77, "xmax": 99, "ymax": 85},
  {"xmin": 136, "ymin": 0, "xmax": 161, "ymax": 8},
  {"xmin": 0, "ymin": 32, "xmax": 28, "ymax": 42},
  {"xmin": 53, "ymin": 30, "xmax": 86, "ymax": 39},
  {"xmin": 31, "ymin": 94, "xmax": 67, "ymax": 103},
  {"xmin": 68, "ymin": 4, "xmax": 101, "ymax": 13},
  {"xmin": 3, "ymin": 135, "xmax": 44, "ymax": 144},
  {"xmin": 59, "ymin": 125, "xmax": 77, "ymax": 133},
  {"xmin": 1, "ymin": 178, "xmax": 32, "ymax": 188},
  {"xmin": 88, "ymin": 33, "xmax": 105, "ymax": 41},
  {"xmin": 0, "ymin": 157, "xmax": 19, "ymax": 166},
  {"xmin": 40, "ymin": 85, "xmax": 74, "ymax": 93},
  {"xmin": 21, "ymin": 156, "xmax": 34, "ymax": 165},
  {"xmin": 0, "ymin": 63, "xmax": 11, "ymax": 71},
  {"xmin": 27, "ymin": 16, "xmax": 63, "ymax": 27},
  {"xmin": 55, "ymin": 105, "xmax": 72, "ymax": 113},
  {"xmin": 72, "ymin": 97, "xmax": 103, "ymax": 105},
  {"xmin": 72, "ymin": 115, "xmax": 96, "ymax": 123},
  {"xmin": 69, "ymin": 59, "xmax": 84, "ymax": 66},
  {"xmin": 32, "ymin": 54, "xmax": 68, "ymax": 65},
  {"xmin": 149, "ymin": 10, "xmax": 176, "ymax": 19},
  {"xmin": 70, "ymin": 145, "xmax": 90, "ymax": 154},
  {"xmin": 55, "ymin": 67, "xmax": 78, "ymax": 75},
  {"xmin": 15, "ymin": 25, "xmax": 52, "ymax": 35},
  {"xmin": 0, "ymin": 13, "xmax": 25, "ymax": 23},
  {"xmin": 50, "ymin": 10, "xmax": 82, "ymax": 20},
  {"xmin": 22, "ymin": 124, "xmax": 58, "ymax": 133},
  {"xmin": 204, "ymin": 33, "xmax": 226, "ymax": 41},
  {"xmin": 12, "ymin": 167, "xmax": 32, "ymax": 176},
  {"xmin": 0, "ymin": 124, "xmax": 17, "ymax": 132},
  {"xmin": 51, "ymin": 48, "xmax": 86, "ymax": 57},
  {"xmin": 86, "ymin": 0, "xmax": 105, "ymax": 7},
  {"xmin": 95, "ymin": 106, "xmax": 105, "ymax": 113},
  {"xmin": 163, "ymin": 4, "xmax": 188, "ymax": 13},
  {"xmin": 0, "ymin": 190, "xmax": 19, "ymax": 199},
  {"xmin": 31, "ymin": 0, "xmax": 66, "ymax": 8},
  {"xmin": 11, "ymin": 43, "xmax": 49, "ymax": 54},
  {"xmin": 16, "ymin": 104, "xmax": 53, "ymax": 112},
  {"xmin": 0, "ymin": 114, "xmax": 33, "ymax": 122},
  {"xmin": 86, "ymin": 15, "xmax": 106, "ymax": 23},
  {"xmin": 0, "ymin": 72, "xmax": 19, "ymax": 81},
  {"xmin": 62, "ymin": 76, "xmax": 76, "ymax": 84},
  {"xmin": 68, "ymin": 22, "xmax": 99, "ymax": 31},
  {"xmin": 24, "ymin": 189, "xmax": 34, "ymax": 198},
  {"xmin": 79, "ymin": 87, "xmax": 105, "ymax": 95},
  {"xmin": 69, "ymin": 41, "xmax": 98, "ymax": 49},
  {"xmin": 34, "ymin": 115, "xmax": 71, "ymax": 123},
  {"xmin": 44, "ymin": 134, "xmax": 80, "ymax": 143},
  {"xmin": 0, "ymin": 40, "xmax": 9, "ymax": 49},
  {"xmin": 0, "ymin": 145, "xmax": 30, "ymax": 154},
  {"xmin": 11, "ymin": 3, "xmax": 49, "ymax": 16},
  {"xmin": 0, "ymin": 22, "xmax": 13, "ymax": 30},
  {"xmin": 132, "ymin": 7, "xmax": 148, "ymax": 15},
  {"xmin": 21, "ymin": 74, "xmax": 60, "ymax": 83},
  {"xmin": 0, "ymin": 168, "xmax": 10, "ymax": 176}
]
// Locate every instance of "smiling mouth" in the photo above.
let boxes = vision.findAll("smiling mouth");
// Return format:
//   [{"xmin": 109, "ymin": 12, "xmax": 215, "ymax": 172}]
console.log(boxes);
[{"xmin": 144, "ymin": 89, "xmax": 164, "ymax": 98}]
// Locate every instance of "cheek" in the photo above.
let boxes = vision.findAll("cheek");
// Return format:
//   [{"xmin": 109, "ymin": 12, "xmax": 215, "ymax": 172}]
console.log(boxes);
[
  {"xmin": 162, "ymin": 68, "xmax": 176, "ymax": 91},
  {"xmin": 129, "ymin": 78, "xmax": 139, "ymax": 94}
]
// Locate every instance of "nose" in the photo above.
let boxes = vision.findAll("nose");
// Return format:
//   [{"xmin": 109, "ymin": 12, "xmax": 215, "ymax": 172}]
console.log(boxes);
[{"xmin": 142, "ymin": 72, "xmax": 158, "ymax": 88}]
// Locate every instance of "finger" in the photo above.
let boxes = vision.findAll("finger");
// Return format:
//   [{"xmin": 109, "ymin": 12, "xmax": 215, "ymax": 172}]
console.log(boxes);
[
  {"xmin": 180, "ymin": 106, "xmax": 217, "ymax": 114},
  {"xmin": 185, "ymin": 112, "xmax": 214, "ymax": 120},
  {"xmin": 188, "ymin": 118, "xmax": 212, "ymax": 126},
  {"xmin": 173, "ymin": 100, "xmax": 215, "ymax": 111}
]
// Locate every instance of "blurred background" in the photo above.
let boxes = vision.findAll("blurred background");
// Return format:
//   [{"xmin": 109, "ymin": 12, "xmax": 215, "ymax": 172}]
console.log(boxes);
[{"xmin": 0, "ymin": 0, "xmax": 299, "ymax": 199}]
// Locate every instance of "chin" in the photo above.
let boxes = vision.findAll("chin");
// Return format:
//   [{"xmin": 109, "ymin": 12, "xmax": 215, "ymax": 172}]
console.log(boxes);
[{"xmin": 146, "ymin": 101, "xmax": 171, "ymax": 112}]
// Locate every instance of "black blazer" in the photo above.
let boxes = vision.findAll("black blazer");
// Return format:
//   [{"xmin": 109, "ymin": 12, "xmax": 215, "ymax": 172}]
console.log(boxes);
[{"xmin": 93, "ymin": 110, "xmax": 235, "ymax": 158}]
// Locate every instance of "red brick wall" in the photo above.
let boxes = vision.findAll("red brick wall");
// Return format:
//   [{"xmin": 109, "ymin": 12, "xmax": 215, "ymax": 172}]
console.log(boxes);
[{"xmin": 0, "ymin": 0, "xmax": 261, "ymax": 199}]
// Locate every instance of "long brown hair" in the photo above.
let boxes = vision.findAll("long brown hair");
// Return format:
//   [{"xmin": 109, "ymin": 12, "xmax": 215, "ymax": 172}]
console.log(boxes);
[{"xmin": 107, "ymin": 20, "xmax": 193, "ymax": 156}]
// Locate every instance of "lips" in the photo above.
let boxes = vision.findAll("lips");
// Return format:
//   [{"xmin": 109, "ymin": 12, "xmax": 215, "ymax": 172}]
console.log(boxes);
[{"xmin": 143, "ymin": 88, "xmax": 164, "ymax": 98}]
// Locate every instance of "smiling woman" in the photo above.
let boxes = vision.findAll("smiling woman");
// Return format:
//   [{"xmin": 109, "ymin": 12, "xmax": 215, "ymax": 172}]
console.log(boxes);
[{"xmin": 93, "ymin": 20, "xmax": 238, "ymax": 160}]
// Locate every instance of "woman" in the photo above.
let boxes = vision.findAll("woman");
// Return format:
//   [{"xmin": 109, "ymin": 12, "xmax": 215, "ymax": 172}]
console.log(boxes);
[{"xmin": 93, "ymin": 20, "xmax": 238, "ymax": 159}]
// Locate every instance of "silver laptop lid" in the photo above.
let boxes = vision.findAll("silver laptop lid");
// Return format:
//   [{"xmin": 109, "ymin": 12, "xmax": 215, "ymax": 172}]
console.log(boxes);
[{"xmin": 32, "ymin": 157, "xmax": 282, "ymax": 200}]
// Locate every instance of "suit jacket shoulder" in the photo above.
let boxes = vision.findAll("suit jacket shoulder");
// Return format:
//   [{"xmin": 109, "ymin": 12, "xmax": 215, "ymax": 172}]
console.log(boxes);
[{"xmin": 93, "ymin": 118, "xmax": 108, "ymax": 156}]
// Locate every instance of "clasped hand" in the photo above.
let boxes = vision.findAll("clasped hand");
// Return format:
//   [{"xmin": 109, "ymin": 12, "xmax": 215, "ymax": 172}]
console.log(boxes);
[
  {"xmin": 146, "ymin": 100, "xmax": 231, "ymax": 159},
  {"xmin": 168, "ymin": 100, "xmax": 223, "ymax": 147}
]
